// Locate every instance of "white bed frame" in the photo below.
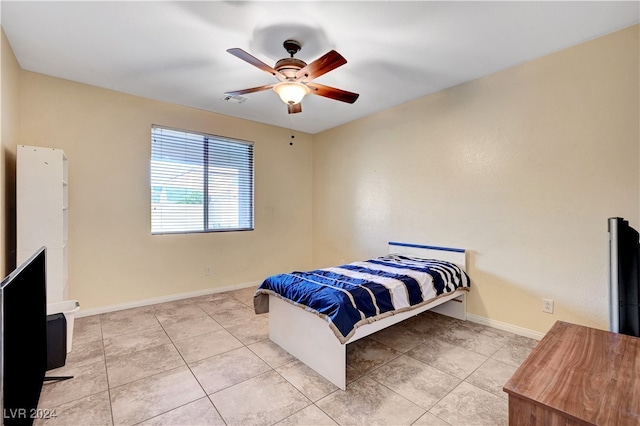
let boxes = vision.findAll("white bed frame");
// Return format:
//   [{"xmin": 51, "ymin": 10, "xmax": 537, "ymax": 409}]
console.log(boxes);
[{"xmin": 268, "ymin": 242, "xmax": 467, "ymax": 390}]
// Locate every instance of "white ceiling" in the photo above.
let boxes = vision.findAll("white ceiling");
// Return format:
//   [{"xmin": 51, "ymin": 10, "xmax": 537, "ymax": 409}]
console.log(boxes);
[{"xmin": 2, "ymin": 1, "xmax": 638, "ymax": 134}]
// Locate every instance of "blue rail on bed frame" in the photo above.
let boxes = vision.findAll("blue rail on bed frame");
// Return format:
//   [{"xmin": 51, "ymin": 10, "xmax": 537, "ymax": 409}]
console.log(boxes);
[{"xmin": 388, "ymin": 241, "xmax": 465, "ymax": 253}]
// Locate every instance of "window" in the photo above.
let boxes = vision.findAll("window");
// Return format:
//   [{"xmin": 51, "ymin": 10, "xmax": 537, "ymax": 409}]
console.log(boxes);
[{"xmin": 151, "ymin": 126, "xmax": 254, "ymax": 234}]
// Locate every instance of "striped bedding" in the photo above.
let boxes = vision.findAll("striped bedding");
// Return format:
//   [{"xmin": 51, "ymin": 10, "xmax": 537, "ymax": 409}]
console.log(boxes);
[{"xmin": 254, "ymin": 255, "xmax": 471, "ymax": 343}]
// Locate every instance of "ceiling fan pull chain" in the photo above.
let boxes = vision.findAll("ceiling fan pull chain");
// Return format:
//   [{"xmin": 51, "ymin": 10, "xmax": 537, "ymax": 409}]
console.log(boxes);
[{"xmin": 289, "ymin": 115, "xmax": 295, "ymax": 146}]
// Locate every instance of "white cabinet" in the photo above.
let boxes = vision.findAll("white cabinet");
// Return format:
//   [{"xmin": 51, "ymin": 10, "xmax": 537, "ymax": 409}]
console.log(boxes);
[{"xmin": 17, "ymin": 145, "xmax": 69, "ymax": 303}]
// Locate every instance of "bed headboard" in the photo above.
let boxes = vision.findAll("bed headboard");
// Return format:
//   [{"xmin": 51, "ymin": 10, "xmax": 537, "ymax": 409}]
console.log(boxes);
[{"xmin": 388, "ymin": 241, "xmax": 467, "ymax": 271}]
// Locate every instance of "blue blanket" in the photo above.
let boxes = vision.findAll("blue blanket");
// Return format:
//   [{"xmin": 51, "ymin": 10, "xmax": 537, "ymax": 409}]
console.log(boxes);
[{"xmin": 254, "ymin": 255, "xmax": 471, "ymax": 343}]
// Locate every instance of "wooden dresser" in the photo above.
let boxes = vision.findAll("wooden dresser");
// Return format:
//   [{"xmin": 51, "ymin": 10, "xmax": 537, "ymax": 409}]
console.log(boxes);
[{"xmin": 503, "ymin": 321, "xmax": 640, "ymax": 425}]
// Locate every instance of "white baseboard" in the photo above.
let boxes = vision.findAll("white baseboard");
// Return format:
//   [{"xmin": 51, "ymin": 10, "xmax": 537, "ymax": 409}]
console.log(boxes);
[
  {"xmin": 75, "ymin": 280, "xmax": 262, "ymax": 318},
  {"xmin": 466, "ymin": 313, "xmax": 545, "ymax": 341}
]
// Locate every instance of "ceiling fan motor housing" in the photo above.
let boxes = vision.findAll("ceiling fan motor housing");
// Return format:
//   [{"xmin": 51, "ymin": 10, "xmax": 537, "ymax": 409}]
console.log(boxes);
[
  {"xmin": 275, "ymin": 58, "xmax": 307, "ymax": 78},
  {"xmin": 277, "ymin": 40, "xmax": 306, "ymax": 78}
]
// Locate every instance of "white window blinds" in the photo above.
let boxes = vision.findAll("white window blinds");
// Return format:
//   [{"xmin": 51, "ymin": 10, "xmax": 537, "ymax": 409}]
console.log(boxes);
[{"xmin": 151, "ymin": 126, "xmax": 254, "ymax": 234}]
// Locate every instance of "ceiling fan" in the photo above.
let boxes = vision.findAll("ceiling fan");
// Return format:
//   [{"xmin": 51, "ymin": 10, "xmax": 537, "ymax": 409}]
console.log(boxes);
[{"xmin": 224, "ymin": 40, "xmax": 359, "ymax": 114}]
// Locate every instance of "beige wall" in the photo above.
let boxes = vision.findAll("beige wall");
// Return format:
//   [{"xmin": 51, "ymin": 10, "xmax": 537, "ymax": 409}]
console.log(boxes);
[
  {"xmin": 1, "ymin": 28, "xmax": 20, "ymax": 277},
  {"xmin": 313, "ymin": 25, "xmax": 640, "ymax": 334},
  {"xmin": 19, "ymin": 72, "xmax": 313, "ymax": 309}
]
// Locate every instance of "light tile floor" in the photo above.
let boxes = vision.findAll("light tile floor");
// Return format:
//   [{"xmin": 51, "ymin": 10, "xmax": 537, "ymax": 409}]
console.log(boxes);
[{"xmin": 36, "ymin": 287, "xmax": 538, "ymax": 426}]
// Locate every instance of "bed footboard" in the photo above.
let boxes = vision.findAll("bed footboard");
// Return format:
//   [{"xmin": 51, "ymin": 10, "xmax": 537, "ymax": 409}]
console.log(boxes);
[{"xmin": 268, "ymin": 295, "xmax": 346, "ymax": 389}]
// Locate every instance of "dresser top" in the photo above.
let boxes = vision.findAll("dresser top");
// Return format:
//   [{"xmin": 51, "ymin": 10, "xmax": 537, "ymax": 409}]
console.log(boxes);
[{"xmin": 503, "ymin": 321, "xmax": 640, "ymax": 425}]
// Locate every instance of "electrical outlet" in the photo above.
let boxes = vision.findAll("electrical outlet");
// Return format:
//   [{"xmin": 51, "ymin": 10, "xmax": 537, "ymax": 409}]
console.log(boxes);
[
  {"xmin": 543, "ymin": 298, "xmax": 554, "ymax": 314},
  {"xmin": 205, "ymin": 266, "xmax": 212, "ymax": 276}
]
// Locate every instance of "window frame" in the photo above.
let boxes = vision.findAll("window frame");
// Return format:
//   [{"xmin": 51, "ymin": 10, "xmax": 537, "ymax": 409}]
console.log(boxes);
[{"xmin": 150, "ymin": 125, "xmax": 254, "ymax": 235}]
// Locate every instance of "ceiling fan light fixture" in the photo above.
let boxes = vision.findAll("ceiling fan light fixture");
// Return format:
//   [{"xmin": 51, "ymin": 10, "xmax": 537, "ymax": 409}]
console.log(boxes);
[{"xmin": 273, "ymin": 82, "xmax": 310, "ymax": 105}]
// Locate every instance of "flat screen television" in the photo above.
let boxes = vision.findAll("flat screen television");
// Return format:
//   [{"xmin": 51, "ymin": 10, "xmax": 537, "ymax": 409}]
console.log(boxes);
[
  {"xmin": 1, "ymin": 246, "xmax": 47, "ymax": 426},
  {"xmin": 608, "ymin": 217, "xmax": 640, "ymax": 337}
]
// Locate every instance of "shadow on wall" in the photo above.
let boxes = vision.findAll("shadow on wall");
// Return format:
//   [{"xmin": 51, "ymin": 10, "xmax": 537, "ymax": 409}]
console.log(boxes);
[{"xmin": 2, "ymin": 145, "xmax": 17, "ymax": 275}]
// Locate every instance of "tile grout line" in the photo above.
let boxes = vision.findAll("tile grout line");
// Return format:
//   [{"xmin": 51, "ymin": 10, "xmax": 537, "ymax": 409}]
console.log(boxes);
[{"xmin": 97, "ymin": 314, "xmax": 116, "ymax": 426}]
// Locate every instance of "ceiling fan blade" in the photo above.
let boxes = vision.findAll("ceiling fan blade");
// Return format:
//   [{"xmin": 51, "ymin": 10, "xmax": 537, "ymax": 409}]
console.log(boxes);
[
  {"xmin": 306, "ymin": 83, "xmax": 359, "ymax": 104},
  {"xmin": 224, "ymin": 84, "xmax": 274, "ymax": 96},
  {"xmin": 227, "ymin": 48, "xmax": 286, "ymax": 81},
  {"xmin": 295, "ymin": 50, "xmax": 347, "ymax": 81},
  {"xmin": 288, "ymin": 103, "xmax": 302, "ymax": 114}
]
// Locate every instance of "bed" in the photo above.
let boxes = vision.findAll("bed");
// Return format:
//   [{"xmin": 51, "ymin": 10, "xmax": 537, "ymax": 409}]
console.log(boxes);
[{"xmin": 253, "ymin": 241, "xmax": 470, "ymax": 390}]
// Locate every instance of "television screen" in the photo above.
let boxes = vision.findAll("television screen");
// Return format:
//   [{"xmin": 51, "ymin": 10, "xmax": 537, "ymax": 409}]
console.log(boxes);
[{"xmin": 1, "ymin": 247, "xmax": 47, "ymax": 425}]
